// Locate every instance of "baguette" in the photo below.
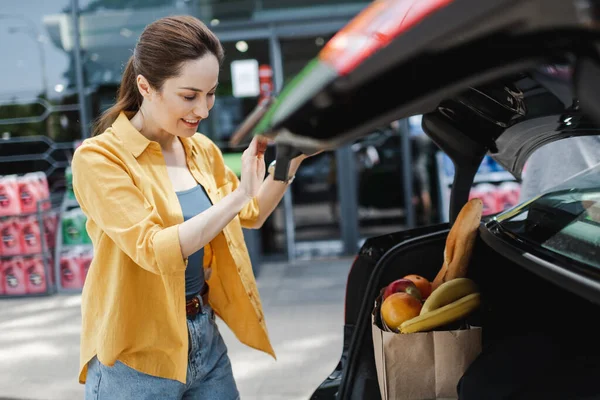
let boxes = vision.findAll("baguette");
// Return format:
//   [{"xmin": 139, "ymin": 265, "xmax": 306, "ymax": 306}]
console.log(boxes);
[{"xmin": 432, "ymin": 198, "xmax": 483, "ymax": 290}]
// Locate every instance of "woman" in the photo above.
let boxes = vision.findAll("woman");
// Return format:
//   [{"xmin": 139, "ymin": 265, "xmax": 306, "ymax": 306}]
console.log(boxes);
[{"xmin": 72, "ymin": 15, "xmax": 308, "ymax": 399}]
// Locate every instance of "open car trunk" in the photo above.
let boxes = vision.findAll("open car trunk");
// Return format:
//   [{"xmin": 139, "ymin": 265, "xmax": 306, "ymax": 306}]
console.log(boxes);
[
  {"xmin": 240, "ymin": 1, "xmax": 600, "ymax": 398},
  {"xmin": 335, "ymin": 222, "xmax": 600, "ymax": 400}
]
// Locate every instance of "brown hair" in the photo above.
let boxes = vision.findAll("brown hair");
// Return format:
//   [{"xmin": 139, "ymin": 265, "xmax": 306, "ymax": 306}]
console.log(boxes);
[{"xmin": 93, "ymin": 16, "xmax": 224, "ymax": 136}]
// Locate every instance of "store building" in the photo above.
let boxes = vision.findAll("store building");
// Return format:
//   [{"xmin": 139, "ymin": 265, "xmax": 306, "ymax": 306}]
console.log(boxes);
[{"xmin": 1, "ymin": 0, "xmax": 428, "ymax": 265}]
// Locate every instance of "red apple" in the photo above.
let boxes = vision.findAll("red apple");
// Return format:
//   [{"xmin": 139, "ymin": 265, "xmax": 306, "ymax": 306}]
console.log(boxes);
[{"xmin": 382, "ymin": 278, "xmax": 422, "ymax": 301}]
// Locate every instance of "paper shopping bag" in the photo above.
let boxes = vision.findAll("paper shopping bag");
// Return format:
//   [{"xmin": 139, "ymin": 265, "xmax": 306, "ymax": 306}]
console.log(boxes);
[{"xmin": 372, "ymin": 310, "xmax": 481, "ymax": 399}]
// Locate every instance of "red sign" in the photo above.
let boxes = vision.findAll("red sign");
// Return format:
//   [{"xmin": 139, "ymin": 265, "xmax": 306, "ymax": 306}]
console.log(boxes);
[{"xmin": 259, "ymin": 64, "xmax": 274, "ymax": 101}]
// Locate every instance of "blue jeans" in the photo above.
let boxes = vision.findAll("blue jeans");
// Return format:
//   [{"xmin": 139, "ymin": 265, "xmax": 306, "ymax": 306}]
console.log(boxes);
[{"xmin": 84, "ymin": 302, "xmax": 239, "ymax": 400}]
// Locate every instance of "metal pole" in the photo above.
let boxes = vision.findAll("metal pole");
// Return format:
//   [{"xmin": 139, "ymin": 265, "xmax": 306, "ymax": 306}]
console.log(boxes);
[
  {"xmin": 37, "ymin": 35, "xmax": 49, "ymax": 100},
  {"xmin": 71, "ymin": 0, "xmax": 90, "ymax": 138},
  {"xmin": 399, "ymin": 119, "xmax": 415, "ymax": 228},
  {"xmin": 268, "ymin": 29, "xmax": 296, "ymax": 262},
  {"xmin": 336, "ymin": 146, "xmax": 359, "ymax": 255}
]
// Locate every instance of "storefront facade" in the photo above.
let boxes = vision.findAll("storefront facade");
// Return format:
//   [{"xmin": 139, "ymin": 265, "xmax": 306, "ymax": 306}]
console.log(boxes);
[{"xmin": 1, "ymin": 0, "xmax": 424, "ymax": 261}]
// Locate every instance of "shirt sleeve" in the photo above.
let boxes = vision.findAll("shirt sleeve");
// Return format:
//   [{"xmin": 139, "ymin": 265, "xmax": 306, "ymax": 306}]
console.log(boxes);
[{"xmin": 71, "ymin": 142, "xmax": 187, "ymax": 276}]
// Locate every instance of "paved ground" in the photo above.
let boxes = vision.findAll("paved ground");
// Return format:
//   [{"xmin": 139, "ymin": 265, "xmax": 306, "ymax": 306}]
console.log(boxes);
[{"xmin": 0, "ymin": 257, "xmax": 353, "ymax": 400}]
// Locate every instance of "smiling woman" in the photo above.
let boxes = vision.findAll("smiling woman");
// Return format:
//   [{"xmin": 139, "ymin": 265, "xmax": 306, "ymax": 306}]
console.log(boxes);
[
  {"xmin": 71, "ymin": 14, "xmax": 315, "ymax": 400},
  {"xmin": 92, "ymin": 16, "xmax": 224, "ymax": 138},
  {"xmin": 128, "ymin": 54, "xmax": 220, "ymax": 143}
]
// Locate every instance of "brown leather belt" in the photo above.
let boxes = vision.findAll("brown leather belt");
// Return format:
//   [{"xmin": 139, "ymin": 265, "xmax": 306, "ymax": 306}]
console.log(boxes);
[{"xmin": 185, "ymin": 284, "xmax": 209, "ymax": 319}]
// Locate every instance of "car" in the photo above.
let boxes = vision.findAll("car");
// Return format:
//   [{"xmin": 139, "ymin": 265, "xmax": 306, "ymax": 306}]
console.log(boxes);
[
  {"xmin": 286, "ymin": 130, "xmax": 414, "ymax": 210},
  {"xmin": 250, "ymin": 0, "xmax": 600, "ymax": 398}
]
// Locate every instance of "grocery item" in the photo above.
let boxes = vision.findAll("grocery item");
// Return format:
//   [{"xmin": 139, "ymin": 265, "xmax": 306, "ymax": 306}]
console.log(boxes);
[
  {"xmin": 76, "ymin": 249, "xmax": 93, "ymax": 282},
  {"xmin": 1, "ymin": 257, "xmax": 27, "ymax": 295},
  {"xmin": 372, "ymin": 199, "xmax": 484, "ymax": 399},
  {"xmin": 43, "ymin": 212, "xmax": 58, "ymax": 249},
  {"xmin": 27, "ymin": 172, "xmax": 50, "ymax": 210},
  {"xmin": 0, "ymin": 218, "xmax": 22, "ymax": 256},
  {"xmin": 380, "ymin": 292, "xmax": 422, "ymax": 332},
  {"xmin": 496, "ymin": 181, "xmax": 521, "ymax": 211},
  {"xmin": 0, "ymin": 175, "xmax": 21, "ymax": 217},
  {"xmin": 18, "ymin": 175, "xmax": 42, "ymax": 214},
  {"xmin": 399, "ymin": 293, "xmax": 481, "ymax": 334},
  {"xmin": 62, "ymin": 209, "xmax": 87, "ymax": 246},
  {"xmin": 20, "ymin": 216, "xmax": 43, "ymax": 255},
  {"xmin": 420, "ymin": 278, "xmax": 478, "ymax": 315},
  {"xmin": 432, "ymin": 198, "xmax": 483, "ymax": 290},
  {"xmin": 372, "ymin": 285, "xmax": 482, "ymax": 399},
  {"xmin": 402, "ymin": 274, "xmax": 432, "ymax": 299},
  {"xmin": 60, "ymin": 252, "xmax": 81, "ymax": 289},
  {"xmin": 81, "ymin": 213, "xmax": 91, "ymax": 244},
  {"xmin": 382, "ymin": 278, "xmax": 422, "ymax": 301},
  {"xmin": 65, "ymin": 167, "xmax": 75, "ymax": 200},
  {"xmin": 60, "ymin": 247, "xmax": 93, "ymax": 289},
  {"xmin": 24, "ymin": 256, "xmax": 47, "ymax": 294}
]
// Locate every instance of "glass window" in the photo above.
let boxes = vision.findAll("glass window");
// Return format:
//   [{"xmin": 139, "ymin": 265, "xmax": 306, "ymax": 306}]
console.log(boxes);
[
  {"xmin": 496, "ymin": 161, "xmax": 600, "ymax": 269},
  {"xmin": 0, "ymin": 1, "xmax": 82, "ymax": 189},
  {"xmin": 77, "ymin": 0, "xmax": 202, "ymax": 119},
  {"xmin": 0, "ymin": 2, "xmax": 81, "ymax": 140},
  {"xmin": 190, "ymin": 0, "xmax": 368, "ymax": 25},
  {"xmin": 78, "ymin": 0, "xmax": 197, "ymax": 90},
  {"xmin": 206, "ymin": 39, "xmax": 270, "ymax": 146}
]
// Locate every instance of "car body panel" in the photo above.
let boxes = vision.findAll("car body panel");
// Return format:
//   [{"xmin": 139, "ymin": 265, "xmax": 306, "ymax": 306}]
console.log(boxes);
[
  {"xmin": 250, "ymin": 0, "xmax": 600, "ymax": 192},
  {"xmin": 240, "ymin": 0, "xmax": 600, "ymax": 398}
]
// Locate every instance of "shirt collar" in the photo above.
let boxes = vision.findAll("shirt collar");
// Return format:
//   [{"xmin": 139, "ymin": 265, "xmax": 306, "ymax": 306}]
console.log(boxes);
[{"xmin": 112, "ymin": 112, "xmax": 198, "ymax": 158}]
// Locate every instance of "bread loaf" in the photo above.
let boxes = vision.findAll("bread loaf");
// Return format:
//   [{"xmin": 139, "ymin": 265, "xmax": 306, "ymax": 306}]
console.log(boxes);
[{"xmin": 432, "ymin": 198, "xmax": 483, "ymax": 290}]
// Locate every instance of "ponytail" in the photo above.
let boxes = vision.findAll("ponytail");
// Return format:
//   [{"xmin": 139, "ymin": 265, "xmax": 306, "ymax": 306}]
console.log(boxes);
[{"xmin": 92, "ymin": 56, "xmax": 142, "ymax": 136}]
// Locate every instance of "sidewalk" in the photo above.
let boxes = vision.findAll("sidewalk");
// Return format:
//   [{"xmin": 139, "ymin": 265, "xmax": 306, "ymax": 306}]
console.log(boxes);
[{"xmin": 0, "ymin": 257, "xmax": 353, "ymax": 400}]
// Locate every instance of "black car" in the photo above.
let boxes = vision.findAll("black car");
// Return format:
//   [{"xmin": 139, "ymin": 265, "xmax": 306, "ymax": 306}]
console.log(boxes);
[{"xmin": 253, "ymin": 0, "xmax": 600, "ymax": 398}]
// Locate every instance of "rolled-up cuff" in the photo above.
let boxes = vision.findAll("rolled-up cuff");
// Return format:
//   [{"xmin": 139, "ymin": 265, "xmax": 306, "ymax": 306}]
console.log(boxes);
[
  {"xmin": 240, "ymin": 196, "xmax": 260, "ymax": 228},
  {"xmin": 154, "ymin": 225, "xmax": 187, "ymax": 275}
]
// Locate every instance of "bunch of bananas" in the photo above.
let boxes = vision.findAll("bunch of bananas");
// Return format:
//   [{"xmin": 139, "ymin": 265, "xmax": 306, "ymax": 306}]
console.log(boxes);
[{"xmin": 399, "ymin": 278, "xmax": 480, "ymax": 334}]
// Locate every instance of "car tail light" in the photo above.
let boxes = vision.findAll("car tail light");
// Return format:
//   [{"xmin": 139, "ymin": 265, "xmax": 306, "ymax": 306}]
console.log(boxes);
[{"xmin": 319, "ymin": 0, "xmax": 454, "ymax": 75}]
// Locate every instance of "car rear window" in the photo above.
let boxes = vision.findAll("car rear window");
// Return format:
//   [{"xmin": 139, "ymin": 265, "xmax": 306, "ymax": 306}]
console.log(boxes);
[{"xmin": 496, "ymin": 163, "xmax": 600, "ymax": 269}]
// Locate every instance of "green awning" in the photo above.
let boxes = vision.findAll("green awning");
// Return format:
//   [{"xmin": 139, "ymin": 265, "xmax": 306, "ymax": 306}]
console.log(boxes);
[{"xmin": 222, "ymin": 152, "xmax": 243, "ymax": 177}]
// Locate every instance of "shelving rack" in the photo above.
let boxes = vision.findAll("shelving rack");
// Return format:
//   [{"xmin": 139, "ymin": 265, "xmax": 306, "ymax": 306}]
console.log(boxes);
[
  {"xmin": 0, "ymin": 198, "xmax": 57, "ymax": 298},
  {"xmin": 53, "ymin": 193, "xmax": 92, "ymax": 294}
]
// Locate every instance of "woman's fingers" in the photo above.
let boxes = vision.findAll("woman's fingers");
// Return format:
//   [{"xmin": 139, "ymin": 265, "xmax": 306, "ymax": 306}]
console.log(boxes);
[
  {"xmin": 256, "ymin": 136, "xmax": 269, "ymax": 159},
  {"xmin": 246, "ymin": 135, "xmax": 269, "ymax": 158},
  {"xmin": 244, "ymin": 136, "xmax": 258, "ymax": 158}
]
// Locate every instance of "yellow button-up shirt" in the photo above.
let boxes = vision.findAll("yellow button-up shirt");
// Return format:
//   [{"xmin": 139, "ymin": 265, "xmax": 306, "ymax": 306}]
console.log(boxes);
[{"xmin": 72, "ymin": 112, "xmax": 275, "ymax": 384}]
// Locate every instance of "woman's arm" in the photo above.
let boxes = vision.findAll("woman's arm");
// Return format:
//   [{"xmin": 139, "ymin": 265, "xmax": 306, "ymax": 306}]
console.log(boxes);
[
  {"xmin": 179, "ymin": 137, "xmax": 266, "ymax": 257},
  {"xmin": 178, "ymin": 188, "xmax": 250, "ymax": 257},
  {"xmin": 249, "ymin": 156, "xmax": 305, "ymax": 229}
]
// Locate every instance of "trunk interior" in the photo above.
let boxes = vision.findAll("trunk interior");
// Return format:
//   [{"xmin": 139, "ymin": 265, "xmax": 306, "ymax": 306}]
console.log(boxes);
[{"xmin": 339, "ymin": 225, "xmax": 600, "ymax": 400}]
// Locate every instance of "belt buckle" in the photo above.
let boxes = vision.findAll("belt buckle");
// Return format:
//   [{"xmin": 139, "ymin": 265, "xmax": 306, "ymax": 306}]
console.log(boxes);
[{"xmin": 187, "ymin": 297, "xmax": 201, "ymax": 320}]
